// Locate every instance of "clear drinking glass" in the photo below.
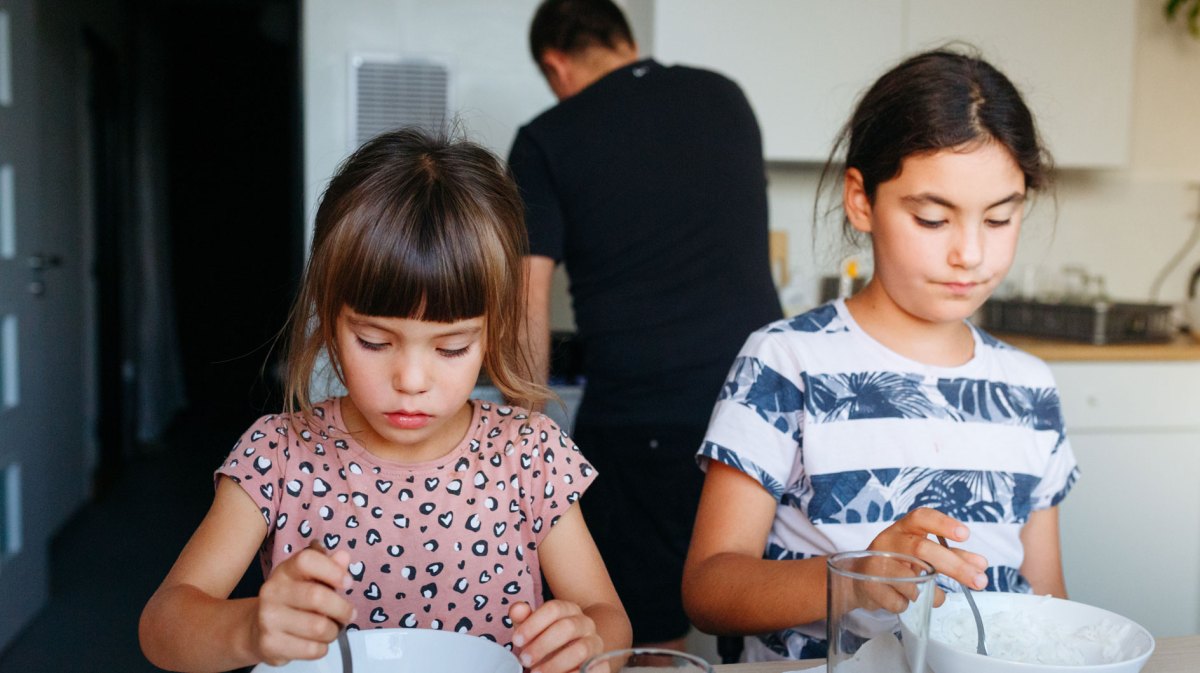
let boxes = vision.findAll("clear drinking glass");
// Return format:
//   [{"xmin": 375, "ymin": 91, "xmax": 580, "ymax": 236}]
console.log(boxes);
[
  {"xmin": 579, "ymin": 648, "xmax": 713, "ymax": 673},
  {"xmin": 827, "ymin": 550, "xmax": 936, "ymax": 673}
]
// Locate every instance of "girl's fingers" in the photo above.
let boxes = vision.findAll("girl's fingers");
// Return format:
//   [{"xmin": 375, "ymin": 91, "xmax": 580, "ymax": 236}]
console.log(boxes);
[
  {"xmin": 263, "ymin": 556, "xmax": 355, "ymax": 625},
  {"xmin": 870, "ymin": 508, "xmax": 990, "ymax": 593},
  {"xmin": 898, "ymin": 507, "xmax": 970, "ymax": 543},
  {"xmin": 525, "ymin": 631, "xmax": 602, "ymax": 673},
  {"xmin": 259, "ymin": 579, "xmax": 348, "ymax": 635},
  {"xmin": 519, "ymin": 613, "xmax": 589, "ymax": 666},
  {"xmin": 932, "ymin": 585, "xmax": 947, "ymax": 608},
  {"xmin": 257, "ymin": 626, "xmax": 333, "ymax": 666},
  {"xmin": 508, "ymin": 601, "xmax": 534, "ymax": 627},
  {"xmin": 511, "ymin": 600, "xmax": 580, "ymax": 649},
  {"xmin": 911, "ymin": 536, "xmax": 989, "ymax": 591},
  {"xmin": 858, "ymin": 582, "xmax": 911, "ymax": 614},
  {"xmin": 301, "ymin": 543, "xmax": 353, "ymax": 592}
]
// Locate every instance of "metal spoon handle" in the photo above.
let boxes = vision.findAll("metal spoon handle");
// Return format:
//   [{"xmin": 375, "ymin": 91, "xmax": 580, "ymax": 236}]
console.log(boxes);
[
  {"xmin": 936, "ymin": 535, "xmax": 989, "ymax": 656},
  {"xmin": 337, "ymin": 627, "xmax": 353, "ymax": 673}
]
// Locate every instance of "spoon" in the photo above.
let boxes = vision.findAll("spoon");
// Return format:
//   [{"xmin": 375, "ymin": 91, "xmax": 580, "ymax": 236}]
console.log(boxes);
[
  {"xmin": 335, "ymin": 626, "xmax": 353, "ymax": 673},
  {"xmin": 936, "ymin": 535, "xmax": 989, "ymax": 656}
]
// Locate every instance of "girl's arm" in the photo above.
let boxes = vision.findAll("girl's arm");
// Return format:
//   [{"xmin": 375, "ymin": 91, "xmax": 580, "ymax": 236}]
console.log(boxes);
[
  {"xmin": 1018, "ymin": 506, "xmax": 1068, "ymax": 598},
  {"xmin": 682, "ymin": 462, "xmax": 991, "ymax": 635},
  {"xmin": 509, "ymin": 503, "xmax": 631, "ymax": 673},
  {"xmin": 139, "ymin": 477, "xmax": 353, "ymax": 672},
  {"xmin": 682, "ymin": 461, "xmax": 829, "ymax": 633}
]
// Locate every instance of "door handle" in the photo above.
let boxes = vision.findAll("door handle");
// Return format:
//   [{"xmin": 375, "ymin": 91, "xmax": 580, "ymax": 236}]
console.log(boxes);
[
  {"xmin": 27, "ymin": 253, "xmax": 64, "ymax": 271},
  {"xmin": 27, "ymin": 253, "xmax": 64, "ymax": 296}
]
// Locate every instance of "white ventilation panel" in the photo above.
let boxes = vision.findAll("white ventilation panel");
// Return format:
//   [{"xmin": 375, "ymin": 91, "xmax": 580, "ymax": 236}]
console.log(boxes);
[{"xmin": 349, "ymin": 54, "xmax": 450, "ymax": 152}]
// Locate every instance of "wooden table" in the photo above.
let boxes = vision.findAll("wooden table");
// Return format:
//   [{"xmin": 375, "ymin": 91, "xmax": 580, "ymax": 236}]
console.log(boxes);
[{"xmin": 712, "ymin": 634, "xmax": 1200, "ymax": 672}]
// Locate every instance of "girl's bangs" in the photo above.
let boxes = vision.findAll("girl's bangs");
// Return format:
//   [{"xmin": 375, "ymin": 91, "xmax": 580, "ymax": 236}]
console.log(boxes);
[{"xmin": 339, "ymin": 209, "xmax": 490, "ymax": 323}]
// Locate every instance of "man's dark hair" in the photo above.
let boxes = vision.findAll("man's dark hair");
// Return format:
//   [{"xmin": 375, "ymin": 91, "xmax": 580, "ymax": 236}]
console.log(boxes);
[{"xmin": 529, "ymin": 0, "xmax": 634, "ymax": 64}]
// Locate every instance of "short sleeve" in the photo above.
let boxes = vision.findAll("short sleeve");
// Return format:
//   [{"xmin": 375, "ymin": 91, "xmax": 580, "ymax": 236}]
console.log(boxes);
[
  {"xmin": 214, "ymin": 414, "xmax": 290, "ymax": 531},
  {"xmin": 1029, "ymin": 389, "xmax": 1080, "ymax": 510},
  {"xmin": 507, "ymin": 127, "xmax": 565, "ymax": 261},
  {"xmin": 522, "ymin": 413, "xmax": 597, "ymax": 545},
  {"xmin": 698, "ymin": 330, "xmax": 806, "ymax": 501}
]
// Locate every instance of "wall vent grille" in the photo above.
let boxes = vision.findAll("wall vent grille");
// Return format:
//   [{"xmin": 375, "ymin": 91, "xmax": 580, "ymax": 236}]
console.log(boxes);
[{"xmin": 350, "ymin": 55, "xmax": 450, "ymax": 151}]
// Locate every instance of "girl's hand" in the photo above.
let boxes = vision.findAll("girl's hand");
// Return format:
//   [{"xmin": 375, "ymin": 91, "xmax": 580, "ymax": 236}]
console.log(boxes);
[
  {"xmin": 509, "ymin": 599, "xmax": 604, "ymax": 673},
  {"xmin": 251, "ymin": 545, "xmax": 355, "ymax": 666},
  {"xmin": 863, "ymin": 507, "xmax": 989, "ymax": 612}
]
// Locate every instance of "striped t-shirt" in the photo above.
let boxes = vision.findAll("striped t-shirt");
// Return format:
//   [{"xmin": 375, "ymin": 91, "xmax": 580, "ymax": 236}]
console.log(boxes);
[{"xmin": 699, "ymin": 299, "xmax": 1079, "ymax": 661}]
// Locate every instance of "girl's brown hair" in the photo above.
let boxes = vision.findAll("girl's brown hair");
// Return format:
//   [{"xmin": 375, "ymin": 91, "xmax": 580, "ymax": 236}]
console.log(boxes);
[{"xmin": 282, "ymin": 127, "xmax": 548, "ymax": 425}]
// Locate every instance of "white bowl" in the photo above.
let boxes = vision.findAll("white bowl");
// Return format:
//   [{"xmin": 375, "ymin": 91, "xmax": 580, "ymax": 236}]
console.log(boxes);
[
  {"xmin": 923, "ymin": 592, "xmax": 1154, "ymax": 673},
  {"xmin": 251, "ymin": 628, "xmax": 521, "ymax": 673}
]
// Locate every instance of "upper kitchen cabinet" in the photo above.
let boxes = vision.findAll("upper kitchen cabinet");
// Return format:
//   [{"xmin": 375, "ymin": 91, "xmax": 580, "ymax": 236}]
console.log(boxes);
[
  {"xmin": 651, "ymin": 0, "xmax": 904, "ymax": 162},
  {"xmin": 651, "ymin": 0, "xmax": 1136, "ymax": 167},
  {"xmin": 906, "ymin": 0, "xmax": 1136, "ymax": 168}
]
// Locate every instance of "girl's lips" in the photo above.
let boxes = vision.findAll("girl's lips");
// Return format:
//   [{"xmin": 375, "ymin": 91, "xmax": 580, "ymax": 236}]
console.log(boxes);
[
  {"xmin": 384, "ymin": 411, "xmax": 430, "ymax": 429},
  {"xmin": 942, "ymin": 281, "xmax": 978, "ymax": 295}
]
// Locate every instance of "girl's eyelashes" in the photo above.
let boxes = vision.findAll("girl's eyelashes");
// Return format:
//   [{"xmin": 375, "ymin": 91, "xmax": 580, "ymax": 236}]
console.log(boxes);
[
  {"xmin": 355, "ymin": 336, "xmax": 388, "ymax": 351},
  {"xmin": 914, "ymin": 215, "xmax": 1014, "ymax": 228},
  {"xmin": 353, "ymin": 334, "xmax": 473, "ymax": 357}
]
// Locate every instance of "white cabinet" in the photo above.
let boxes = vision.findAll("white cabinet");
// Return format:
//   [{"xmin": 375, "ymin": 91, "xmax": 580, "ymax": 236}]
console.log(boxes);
[
  {"xmin": 652, "ymin": 0, "xmax": 904, "ymax": 162},
  {"xmin": 1051, "ymin": 361, "xmax": 1200, "ymax": 637},
  {"xmin": 651, "ymin": 0, "xmax": 1135, "ymax": 167},
  {"xmin": 906, "ymin": 0, "xmax": 1135, "ymax": 168}
]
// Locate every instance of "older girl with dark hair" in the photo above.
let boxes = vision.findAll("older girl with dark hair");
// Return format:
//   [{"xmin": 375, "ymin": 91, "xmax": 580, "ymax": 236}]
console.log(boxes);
[{"xmin": 682, "ymin": 48, "xmax": 1077, "ymax": 662}]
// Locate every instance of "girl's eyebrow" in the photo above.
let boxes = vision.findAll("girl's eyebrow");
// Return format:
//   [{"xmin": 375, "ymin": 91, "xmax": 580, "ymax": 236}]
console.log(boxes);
[{"xmin": 902, "ymin": 192, "xmax": 1026, "ymax": 210}]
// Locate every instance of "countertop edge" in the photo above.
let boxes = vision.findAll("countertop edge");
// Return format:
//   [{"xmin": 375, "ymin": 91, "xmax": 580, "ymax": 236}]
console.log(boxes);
[{"xmin": 994, "ymin": 333, "xmax": 1200, "ymax": 362}]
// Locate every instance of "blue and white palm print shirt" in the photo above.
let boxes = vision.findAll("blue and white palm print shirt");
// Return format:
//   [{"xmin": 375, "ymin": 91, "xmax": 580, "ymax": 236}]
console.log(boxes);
[{"xmin": 699, "ymin": 299, "xmax": 1079, "ymax": 662}]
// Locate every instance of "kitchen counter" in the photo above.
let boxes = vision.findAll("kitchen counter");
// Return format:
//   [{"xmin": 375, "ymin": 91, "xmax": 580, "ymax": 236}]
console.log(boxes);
[
  {"xmin": 995, "ymin": 332, "xmax": 1200, "ymax": 362},
  {"xmin": 712, "ymin": 634, "xmax": 1200, "ymax": 672}
]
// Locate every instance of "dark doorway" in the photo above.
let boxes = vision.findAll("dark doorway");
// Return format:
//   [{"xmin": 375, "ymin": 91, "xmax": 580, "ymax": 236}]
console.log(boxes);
[
  {"xmin": 85, "ymin": 28, "xmax": 134, "ymax": 493},
  {"xmin": 160, "ymin": 0, "xmax": 304, "ymax": 431}
]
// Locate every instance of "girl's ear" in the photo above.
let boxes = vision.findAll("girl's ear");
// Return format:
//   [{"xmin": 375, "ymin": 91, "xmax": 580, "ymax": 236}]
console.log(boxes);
[{"xmin": 843, "ymin": 168, "xmax": 873, "ymax": 234}]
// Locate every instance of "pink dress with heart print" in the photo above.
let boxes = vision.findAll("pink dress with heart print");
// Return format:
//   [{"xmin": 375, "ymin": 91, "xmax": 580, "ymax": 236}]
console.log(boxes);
[{"xmin": 214, "ymin": 398, "xmax": 597, "ymax": 649}]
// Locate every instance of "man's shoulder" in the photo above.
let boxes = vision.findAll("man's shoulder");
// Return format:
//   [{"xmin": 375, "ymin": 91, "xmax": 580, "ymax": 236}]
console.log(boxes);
[
  {"xmin": 521, "ymin": 60, "xmax": 744, "ymax": 130},
  {"xmin": 660, "ymin": 61, "xmax": 739, "ymax": 85}
]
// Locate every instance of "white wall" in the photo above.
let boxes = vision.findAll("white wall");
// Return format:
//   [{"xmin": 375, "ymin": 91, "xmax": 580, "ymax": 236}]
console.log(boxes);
[
  {"xmin": 769, "ymin": 0, "xmax": 1200, "ymax": 312},
  {"xmin": 302, "ymin": 0, "xmax": 554, "ymax": 241}
]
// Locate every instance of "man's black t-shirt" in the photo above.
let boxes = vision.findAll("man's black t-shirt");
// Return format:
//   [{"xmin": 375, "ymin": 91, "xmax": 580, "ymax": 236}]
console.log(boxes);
[{"xmin": 508, "ymin": 59, "xmax": 782, "ymax": 427}]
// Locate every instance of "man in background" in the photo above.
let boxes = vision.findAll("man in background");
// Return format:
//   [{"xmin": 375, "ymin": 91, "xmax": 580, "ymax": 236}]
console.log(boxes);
[{"xmin": 509, "ymin": 0, "xmax": 782, "ymax": 651}]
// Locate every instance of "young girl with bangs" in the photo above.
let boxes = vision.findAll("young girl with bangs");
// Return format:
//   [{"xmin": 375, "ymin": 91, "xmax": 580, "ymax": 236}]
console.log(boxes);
[
  {"xmin": 139, "ymin": 128, "xmax": 630, "ymax": 673},
  {"xmin": 682, "ymin": 48, "xmax": 1079, "ymax": 662}
]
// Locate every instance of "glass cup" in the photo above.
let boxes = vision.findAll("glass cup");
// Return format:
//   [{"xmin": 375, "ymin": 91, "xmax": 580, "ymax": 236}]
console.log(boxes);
[
  {"xmin": 580, "ymin": 648, "xmax": 713, "ymax": 673},
  {"xmin": 827, "ymin": 550, "xmax": 936, "ymax": 673}
]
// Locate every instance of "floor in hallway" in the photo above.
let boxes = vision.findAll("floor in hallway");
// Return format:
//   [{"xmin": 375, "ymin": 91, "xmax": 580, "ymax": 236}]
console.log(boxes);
[{"xmin": 0, "ymin": 407, "xmax": 262, "ymax": 673}]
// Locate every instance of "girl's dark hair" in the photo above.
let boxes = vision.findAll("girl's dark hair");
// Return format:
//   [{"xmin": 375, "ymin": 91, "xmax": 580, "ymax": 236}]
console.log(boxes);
[
  {"xmin": 283, "ymin": 127, "xmax": 548, "ymax": 424},
  {"xmin": 818, "ymin": 46, "xmax": 1055, "ymax": 246},
  {"xmin": 529, "ymin": 0, "xmax": 634, "ymax": 63}
]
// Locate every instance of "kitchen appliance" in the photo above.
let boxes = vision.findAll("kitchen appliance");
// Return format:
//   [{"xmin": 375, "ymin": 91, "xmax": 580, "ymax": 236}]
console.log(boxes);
[{"xmin": 980, "ymin": 298, "xmax": 1174, "ymax": 345}]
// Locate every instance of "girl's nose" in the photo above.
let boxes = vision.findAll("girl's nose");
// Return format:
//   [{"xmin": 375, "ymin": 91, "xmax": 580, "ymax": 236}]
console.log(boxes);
[
  {"xmin": 949, "ymin": 223, "xmax": 984, "ymax": 269},
  {"xmin": 391, "ymin": 356, "xmax": 429, "ymax": 394}
]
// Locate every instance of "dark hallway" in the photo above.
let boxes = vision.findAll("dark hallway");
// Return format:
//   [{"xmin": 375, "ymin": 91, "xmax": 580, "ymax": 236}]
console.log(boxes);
[{"xmin": 0, "ymin": 1, "xmax": 301, "ymax": 670}]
